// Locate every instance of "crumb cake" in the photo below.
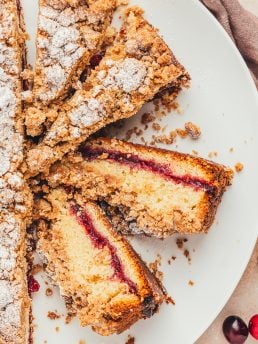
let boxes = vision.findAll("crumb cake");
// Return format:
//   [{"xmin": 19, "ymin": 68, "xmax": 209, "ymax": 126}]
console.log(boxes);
[
  {"xmin": 25, "ymin": 6, "xmax": 190, "ymax": 177},
  {"xmin": 0, "ymin": 0, "xmax": 32, "ymax": 343},
  {"xmin": 32, "ymin": 0, "xmax": 117, "ymax": 105},
  {"xmin": 48, "ymin": 138, "xmax": 233, "ymax": 238},
  {"xmin": 36, "ymin": 188, "xmax": 164, "ymax": 335}
]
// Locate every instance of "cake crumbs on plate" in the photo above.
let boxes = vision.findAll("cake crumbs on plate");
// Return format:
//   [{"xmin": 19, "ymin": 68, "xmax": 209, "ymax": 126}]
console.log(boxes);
[
  {"xmin": 184, "ymin": 122, "xmax": 201, "ymax": 139},
  {"xmin": 176, "ymin": 238, "xmax": 192, "ymax": 263},
  {"xmin": 235, "ymin": 162, "xmax": 244, "ymax": 173},
  {"xmin": 188, "ymin": 280, "xmax": 195, "ymax": 286},
  {"xmin": 208, "ymin": 151, "xmax": 218, "ymax": 158},
  {"xmin": 165, "ymin": 295, "xmax": 175, "ymax": 305},
  {"xmin": 176, "ymin": 128, "xmax": 187, "ymax": 138},
  {"xmin": 192, "ymin": 149, "xmax": 199, "ymax": 156},
  {"xmin": 47, "ymin": 311, "xmax": 61, "ymax": 320},
  {"xmin": 79, "ymin": 340, "xmax": 86, "ymax": 344},
  {"xmin": 149, "ymin": 254, "xmax": 163, "ymax": 282},
  {"xmin": 125, "ymin": 335, "xmax": 135, "ymax": 344},
  {"xmin": 55, "ymin": 326, "xmax": 60, "ymax": 332},
  {"xmin": 45, "ymin": 288, "xmax": 53, "ymax": 297},
  {"xmin": 229, "ymin": 147, "xmax": 234, "ymax": 152}
]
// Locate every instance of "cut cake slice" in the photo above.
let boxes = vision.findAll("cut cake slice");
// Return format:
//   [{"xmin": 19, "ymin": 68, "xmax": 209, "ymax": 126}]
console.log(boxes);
[
  {"xmin": 0, "ymin": 0, "xmax": 32, "ymax": 343},
  {"xmin": 25, "ymin": 6, "xmax": 190, "ymax": 177},
  {"xmin": 48, "ymin": 137, "xmax": 233, "ymax": 238},
  {"xmin": 36, "ymin": 188, "xmax": 165, "ymax": 336}
]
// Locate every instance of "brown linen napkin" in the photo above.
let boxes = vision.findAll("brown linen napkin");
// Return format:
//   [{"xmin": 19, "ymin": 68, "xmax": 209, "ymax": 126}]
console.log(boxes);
[{"xmin": 201, "ymin": 0, "xmax": 258, "ymax": 88}]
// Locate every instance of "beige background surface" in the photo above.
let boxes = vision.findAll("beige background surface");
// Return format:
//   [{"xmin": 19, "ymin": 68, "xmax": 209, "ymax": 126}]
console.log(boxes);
[{"xmin": 197, "ymin": 1, "xmax": 258, "ymax": 343}]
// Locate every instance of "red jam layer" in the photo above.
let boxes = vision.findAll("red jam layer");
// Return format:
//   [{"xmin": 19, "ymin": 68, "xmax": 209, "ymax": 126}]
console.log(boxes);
[
  {"xmin": 70, "ymin": 204, "xmax": 137, "ymax": 294},
  {"xmin": 80, "ymin": 146, "xmax": 216, "ymax": 195}
]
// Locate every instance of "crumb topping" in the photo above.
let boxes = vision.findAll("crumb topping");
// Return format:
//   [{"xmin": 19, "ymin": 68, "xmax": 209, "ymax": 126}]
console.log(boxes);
[
  {"xmin": 34, "ymin": 0, "xmax": 116, "ymax": 103},
  {"xmin": 0, "ymin": 2, "xmax": 31, "ymax": 342}
]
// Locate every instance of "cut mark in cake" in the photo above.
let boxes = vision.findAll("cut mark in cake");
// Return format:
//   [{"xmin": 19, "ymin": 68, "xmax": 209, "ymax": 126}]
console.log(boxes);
[
  {"xmin": 70, "ymin": 203, "xmax": 137, "ymax": 294},
  {"xmin": 80, "ymin": 147, "xmax": 216, "ymax": 195}
]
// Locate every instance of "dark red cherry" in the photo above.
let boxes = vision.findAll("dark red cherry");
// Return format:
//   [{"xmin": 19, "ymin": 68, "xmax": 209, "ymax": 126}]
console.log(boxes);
[
  {"xmin": 223, "ymin": 316, "xmax": 248, "ymax": 344},
  {"xmin": 28, "ymin": 276, "xmax": 40, "ymax": 293},
  {"xmin": 249, "ymin": 314, "xmax": 258, "ymax": 339}
]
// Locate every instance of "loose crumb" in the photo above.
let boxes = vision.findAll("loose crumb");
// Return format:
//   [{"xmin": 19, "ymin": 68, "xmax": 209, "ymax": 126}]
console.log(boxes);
[
  {"xmin": 45, "ymin": 288, "xmax": 53, "ymax": 297},
  {"xmin": 208, "ymin": 151, "xmax": 218, "ymax": 158},
  {"xmin": 235, "ymin": 162, "xmax": 244, "ymax": 173},
  {"xmin": 165, "ymin": 295, "xmax": 175, "ymax": 305},
  {"xmin": 188, "ymin": 280, "xmax": 194, "ymax": 286},
  {"xmin": 47, "ymin": 311, "xmax": 61, "ymax": 320},
  {"xmin": 55, "ymin": 326, "xmax": 60, "ymax": 332},
  {"xmin": 192, "ymin": 150, "xmax": 199, "ymax": 156},
  {"xmin": 118, "ymin": 0, "xmax": 129, "ymax": 5},
  {"xmin": 184, "ymin": 249, "xmax": 191, "ymax": 263},
  {"xmin": 125, "ymin": 336, "xmax": 135, "ymax": 344},
  {"xmin": 176, "ymin": 238, "xmax": 192, "ymax": 263},
  {"xmin": 176, "ymin": 238, "xmax": 184, "ymax": 249},
  {"xmin": 152, "ymin": 122, "xmax": 161, "ymax": 131},
  {"xmin": 176, "ymin": 128, "xmax": 187, "ymax": 138},
  {"xmin": 141, "ymin": 112, "xmax": 155, "ymax": 125},
  {"xmin": 229, "ymin": 147, "xmax": 234, "ymax": 152},
  {"xmin": 149, "ymin": 254, "xmax": 163, "ymax": 282},
  {"xmin": 172, "ymin": 256, "xmax": 177, "ymax": 260},
  {"xmin": 79, "ymin": 341, "xmax": 85, "ymax": 344},
  {"xmin": 184, "ymin": 122, "xmax": 201, "ymax": 139}
]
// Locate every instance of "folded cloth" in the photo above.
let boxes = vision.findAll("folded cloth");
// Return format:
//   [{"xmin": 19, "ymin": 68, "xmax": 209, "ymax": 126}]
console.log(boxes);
[{"xmin": 201, "ymin": 0, "xmax": 258, "ymax": 88}]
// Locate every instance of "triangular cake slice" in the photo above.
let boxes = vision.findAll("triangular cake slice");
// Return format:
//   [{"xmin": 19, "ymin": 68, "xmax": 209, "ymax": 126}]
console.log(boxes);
[
  {"xmin": 36, "ymin": 188, "xmax": 164, "ymax": 335},
  {"xmin": 48, "ymin": 137, "xmax": 233, "ymax": 238},
  {"xmin": 32, "ymin": 0, "xmax": 117, "ymax": 105},
  {"xmin": 0, "ymin": 0, "xmax": 32, "ymax": 343},
  {"xmin": 25, "ymin": 7, "xmax": 190, "ymax": 177}
]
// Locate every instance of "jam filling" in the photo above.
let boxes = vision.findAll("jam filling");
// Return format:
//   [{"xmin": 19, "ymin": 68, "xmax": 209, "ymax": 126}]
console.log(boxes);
[
  {"xmin": 70, "ymin": 203, "xmax": 137, "ymax": 294},
  {"xmin": 80, "ymin": 146, "xmax": 216, "ymax": 195}
]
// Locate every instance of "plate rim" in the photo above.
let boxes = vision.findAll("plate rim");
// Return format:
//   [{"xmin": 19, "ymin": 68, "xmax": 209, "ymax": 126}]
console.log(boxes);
[{"xmin": 191, "ymin": 0, "xmax": 258, "ymax": 342}]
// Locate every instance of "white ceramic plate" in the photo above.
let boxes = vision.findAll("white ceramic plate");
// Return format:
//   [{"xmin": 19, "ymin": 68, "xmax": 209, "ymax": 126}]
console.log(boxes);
[{"xmin": 21, "ymin": 0, "xmax": 258, "ymax": 343}]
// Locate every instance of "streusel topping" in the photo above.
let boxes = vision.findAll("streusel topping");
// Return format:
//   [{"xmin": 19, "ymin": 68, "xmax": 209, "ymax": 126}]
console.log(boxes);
[{"xmin": 33, "ymin": 0, "xmax": 116, "ymax": 103}]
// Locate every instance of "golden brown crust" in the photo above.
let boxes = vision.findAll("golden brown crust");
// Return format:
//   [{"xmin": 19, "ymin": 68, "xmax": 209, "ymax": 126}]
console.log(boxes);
[
  {"xmin": 47, "ymin": 137, "xmax": 232, "ymax": 237},
  {"xmin": 37, "ymin": 188, "xmax": 164, "ymax": 335},
  {"xmin": 25, "ymin": 6, "xmax": 190, "ymax": 177}
]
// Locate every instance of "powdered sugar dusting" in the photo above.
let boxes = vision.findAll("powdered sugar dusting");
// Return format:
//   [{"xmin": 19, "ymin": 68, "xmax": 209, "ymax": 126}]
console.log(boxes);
[
  {"xmin": 103, "ymin": 58, "xmax": 147, "ymax": 92},
  {"xmin": 35, "ymin": 0, "xmax": 109, "ymax": 102},
  {"xmin": 69, "ymin": 98, "xmax": 105, "ymax": 128}
]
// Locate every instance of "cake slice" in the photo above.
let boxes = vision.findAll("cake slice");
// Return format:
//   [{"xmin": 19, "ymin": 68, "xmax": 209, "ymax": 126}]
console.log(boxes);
[
  {"xmin": 25, "ymin": 0, "xmax": 117, "ymax": 137},
  {"xmin": 36, "ymin": 188, "xmax": 165, "ymax": 335},
  {"xmin": 32, "ymin": 0, "xmax": 117, "ymax": 105},
  {"xmin": 25, "ymin": 7, "xmax": 190, "ymax": 177},
  {"xmin": 48, "ymin": 137, "xmax": 233, "ymax": 238},
  {"xmin": 0, "ymin": 0, "xmax": 32, "ymax": 343}
]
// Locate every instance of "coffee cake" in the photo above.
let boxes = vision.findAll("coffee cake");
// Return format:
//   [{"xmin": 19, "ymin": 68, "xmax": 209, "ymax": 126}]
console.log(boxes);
[
  {"xmin": 47, "ymin": 137, "xmax": 233, "ymax": 238},
  {"xmin": 0, "ymin": 0, "xmax": 32, "ymax": 343},
  {"xmin": 25, "ymin": 6, "xmax": 190, "ymax": 177},
  {"xmin": 36, "ymin": 188, "xmax": 164, "ymax": 335}
]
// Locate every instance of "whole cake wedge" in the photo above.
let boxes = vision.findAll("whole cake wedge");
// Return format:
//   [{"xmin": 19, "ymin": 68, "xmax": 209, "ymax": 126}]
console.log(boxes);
[
  {"xmin": 36, "ymin": 188, "xmax": 165, "ymax": 336},
  {"xmin": 48, "ymin": 137, "xmax": 233, "ymax": 238},
  {"xmin": 0, "ymin": 0, "xmax": 32, "ymax": 343},
  {"xmin": 25, "ymin": 6, "xmax": 190, "ymax": 177}
]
